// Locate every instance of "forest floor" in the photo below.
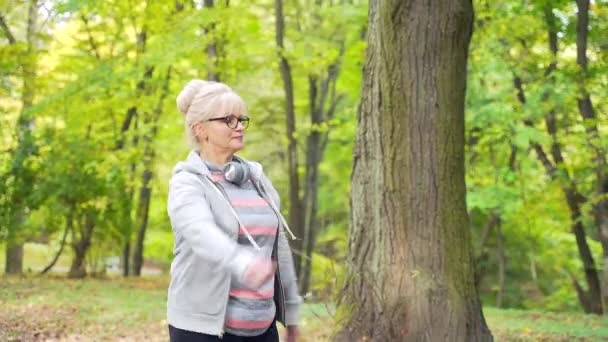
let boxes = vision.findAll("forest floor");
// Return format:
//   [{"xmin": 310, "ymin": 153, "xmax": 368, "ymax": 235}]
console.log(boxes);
[{"xmin": 0, "ymin": 276, "xmax": 607, "ymax": 342}]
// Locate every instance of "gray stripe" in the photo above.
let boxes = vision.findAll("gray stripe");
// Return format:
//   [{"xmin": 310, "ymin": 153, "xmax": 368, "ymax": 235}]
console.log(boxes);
[{"xmin": 227, "ymin": 298, "xmax": 275, "ymax": 312}]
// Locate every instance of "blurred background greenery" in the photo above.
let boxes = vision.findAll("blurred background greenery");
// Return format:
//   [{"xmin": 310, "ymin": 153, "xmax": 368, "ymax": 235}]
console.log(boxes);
[{"xmin": 0, "ymin": 0, "xmax": 607, "ymax": 340}]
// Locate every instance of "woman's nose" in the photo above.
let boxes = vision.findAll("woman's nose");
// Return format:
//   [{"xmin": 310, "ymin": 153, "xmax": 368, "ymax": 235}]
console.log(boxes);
[{"xmin": 235, "ymin": 121, "xmax": 244, "ymax": 131}]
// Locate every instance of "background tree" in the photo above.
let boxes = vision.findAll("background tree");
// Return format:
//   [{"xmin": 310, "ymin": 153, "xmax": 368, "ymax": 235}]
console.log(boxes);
[
  {"xmin": 0, "ymin": 0, "xmax": 44, "ymax": 275},
  {"xmin": 467, "ymin": 0, "xmax": 606, "ymax": 314}
]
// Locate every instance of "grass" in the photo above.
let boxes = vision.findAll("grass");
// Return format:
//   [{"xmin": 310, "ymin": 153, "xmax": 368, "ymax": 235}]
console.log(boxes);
[
  {"xmin": 1, "ymin": 276, "xmax": 607, "ymax": 341},
  {"xmin": 484, "ymin": 307, "xmax": 607, "ymax": 341}
]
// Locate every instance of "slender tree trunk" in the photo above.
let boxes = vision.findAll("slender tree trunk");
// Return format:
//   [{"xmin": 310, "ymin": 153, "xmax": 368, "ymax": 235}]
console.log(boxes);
[
  {"xmin": 337, "ymin": 1, "xmax": 492, "ymax": 340},
  {"xmin": 68, "ymin": 213, "xmax": 95, "ymax": 279},
  {"xmin": 515, "ymin": 72, "xmax": 602, "ymax": 314},
  {"xmin": 40, "ymin": 224, "xmax": 69, "ymax": 275},
  {"xmin": 574, "ymin": 0, "xmax": 608, "ymax": 312},
  {"xmin": 204, "ymin": 0, "xmax": 222, "ymax": 81},
  {"xmin": 132, "ymin": 68, "xmax": 172, "ymax": 276},
  {"xmin": 122, "ymin": 242, "xmax": 131, "ymax": 276},
  {"xmin": 119, "ymin": 19, "xmax": 153, "ymax": 275},
  {"xmin": 300, "ymin": 62, "xmax": 343, "ymax": 294},
  {"xmin": 275, "ymin": 0, "xmax": 305, "ymax": 277},
  {"xmin": 475, "ymin": 147, "xmax": 515, "ymax": 289},
  {"xmin": 507, "ymin": 5, "xmax": 604, "ymax": 314},
  {"xmin": 496, "ymin": 219, "xmax": 505, "ymax": 308},
  {"xmin": 5, "ymin": 0, "xmax": 39, "ymax": 275},
  {"xmin": 132, "ymin": 172, "xmax": 152, "ymax": 276},
  {"xmin": 474, "ymin": 211, "xmax": 500, "ymax": 287},
  {"xmin": 301, "ymin": 76, "xmax": 323, "ymax": 294}
]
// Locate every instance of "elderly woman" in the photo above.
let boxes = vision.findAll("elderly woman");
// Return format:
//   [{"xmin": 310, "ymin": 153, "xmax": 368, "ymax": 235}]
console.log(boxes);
[{"xmin": 167, "ymin": 80, "xmax": 301, "ymax": 342}]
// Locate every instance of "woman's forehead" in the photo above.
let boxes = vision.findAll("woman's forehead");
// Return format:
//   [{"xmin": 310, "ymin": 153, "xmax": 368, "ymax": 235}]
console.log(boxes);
[{"xmin": 216, "ymin": 99, "xmax": 246, "ymax": 116}]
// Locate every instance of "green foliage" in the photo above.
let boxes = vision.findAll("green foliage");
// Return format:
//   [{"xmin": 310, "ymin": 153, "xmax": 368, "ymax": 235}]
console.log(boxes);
[
  {"xmin": 1, "ymin": 0, "xmax": 606, "ymax": 316},
  {"xmin": 467, "ymin": 0, "xmax": 607, "ymax": 313}
]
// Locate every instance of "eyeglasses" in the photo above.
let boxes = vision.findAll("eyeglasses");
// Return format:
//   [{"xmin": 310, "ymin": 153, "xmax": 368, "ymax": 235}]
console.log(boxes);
[{"xmin": 206, "ymin": 115, "xmax": 250, "ymax": 129}]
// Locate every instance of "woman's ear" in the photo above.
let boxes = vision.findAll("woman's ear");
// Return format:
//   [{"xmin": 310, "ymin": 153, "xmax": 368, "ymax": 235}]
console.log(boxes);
[{"xmin": 193, "ymin": 122, "xmax": 207, "ymax": 141}]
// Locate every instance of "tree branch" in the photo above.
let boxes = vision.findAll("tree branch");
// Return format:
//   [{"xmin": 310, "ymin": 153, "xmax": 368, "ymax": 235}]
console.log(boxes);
[
  {"xmin": 0, "ymin": 13, "xmax": 17, "ymax": 44},
  {"xmin": 80, "ymin": 14, "xmax": 101, "ymax": 60}
]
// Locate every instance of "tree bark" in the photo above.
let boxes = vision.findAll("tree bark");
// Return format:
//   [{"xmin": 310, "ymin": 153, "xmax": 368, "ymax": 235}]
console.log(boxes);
[
  {"xmin": 275, "ymin": 0, "xmax": 305, "ymax": 277},
  {"xmin": 337, "ymin": 1, "xmax": 492, "ymax": 340}
]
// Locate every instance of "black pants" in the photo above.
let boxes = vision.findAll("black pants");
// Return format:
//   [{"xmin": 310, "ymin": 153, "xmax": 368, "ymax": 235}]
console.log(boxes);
[{"xmin": 168, "ymin": 322, "xmax": 279, "ymax": 342}]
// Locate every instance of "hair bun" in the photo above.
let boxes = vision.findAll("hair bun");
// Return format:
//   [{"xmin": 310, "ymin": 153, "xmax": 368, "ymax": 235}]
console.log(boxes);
[{"xmin": 176, "ymin": 79, "xmax": 212, "ymax": 116}]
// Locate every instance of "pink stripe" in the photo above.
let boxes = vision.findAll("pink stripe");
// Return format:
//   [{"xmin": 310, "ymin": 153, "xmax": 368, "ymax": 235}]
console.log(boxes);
[
  {"xmin": 231, "ymin": 198, "xmax": 268, "ymax": 207},
  {"xmin": 240, "ymin": 226, "xmax": 276, "ymax": 236},
  {"xmin": 211, "ymin": 173, "xmax": 225, "ymax": 182},
  {"xmin": 225, "ymin": 318, "xmax": 274, "ymax": 329},
  {"xmin": 229, "ymin": 288, "xmax": 274, "ymax": 299}
]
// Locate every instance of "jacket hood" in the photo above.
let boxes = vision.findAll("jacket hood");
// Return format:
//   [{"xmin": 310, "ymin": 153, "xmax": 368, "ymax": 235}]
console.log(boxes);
[{"xmin": 173, "ymin": 150, "xmax": 263, "ymax": 180}]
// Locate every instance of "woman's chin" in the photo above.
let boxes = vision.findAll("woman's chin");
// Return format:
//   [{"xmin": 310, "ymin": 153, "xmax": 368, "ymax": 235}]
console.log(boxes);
[{"xmin": 230, "ymin": 142, "xmax": 244, "ymax": 152}]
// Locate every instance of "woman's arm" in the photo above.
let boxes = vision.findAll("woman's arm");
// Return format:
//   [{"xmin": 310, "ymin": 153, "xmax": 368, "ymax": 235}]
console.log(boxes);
[{"xmin": 167, "ymin": 171, "xmax": 253, "ymax": 279}]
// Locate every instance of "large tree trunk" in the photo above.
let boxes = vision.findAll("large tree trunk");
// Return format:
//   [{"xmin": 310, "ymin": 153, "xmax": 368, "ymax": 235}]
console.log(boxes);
[
  {"xmin": 337, "ymin": 1, "xmax": 492, "ymax": 340},
  {"xmin": 275, "ymin": 0, "xmax": 305, "ymax": 277}
]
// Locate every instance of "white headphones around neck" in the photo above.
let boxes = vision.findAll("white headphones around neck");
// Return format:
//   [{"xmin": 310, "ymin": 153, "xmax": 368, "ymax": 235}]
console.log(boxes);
[{"xmin": 222, "ymin": 157, "xmax": 251, "ymax": 185}]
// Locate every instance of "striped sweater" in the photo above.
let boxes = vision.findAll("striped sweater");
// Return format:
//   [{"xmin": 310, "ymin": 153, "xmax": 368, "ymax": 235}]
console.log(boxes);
[{"xmin": 206, "ymin": 162, "xmax": 278, "ymax": 337}]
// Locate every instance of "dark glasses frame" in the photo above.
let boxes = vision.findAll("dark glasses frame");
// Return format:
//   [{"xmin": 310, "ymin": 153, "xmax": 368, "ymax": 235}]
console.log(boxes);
[{"xmin": 206, "ymin": 115, "xmax": 250, "ymax": 129}]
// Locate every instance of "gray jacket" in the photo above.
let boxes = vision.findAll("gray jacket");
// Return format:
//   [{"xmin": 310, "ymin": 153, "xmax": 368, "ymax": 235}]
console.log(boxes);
[{"xmin": 166, "ymin": 151, "xmax": 301, "ymax": 336}]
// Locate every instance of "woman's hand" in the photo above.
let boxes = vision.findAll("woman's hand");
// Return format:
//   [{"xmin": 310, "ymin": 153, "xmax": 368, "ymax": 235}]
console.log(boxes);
[
  {"xmin": 242, "ymin": 257, "xmax": 276, "ymax": 288},
  {"xmin": 285, "ymin": 325, "xmax": 299, "ymax": 342}
]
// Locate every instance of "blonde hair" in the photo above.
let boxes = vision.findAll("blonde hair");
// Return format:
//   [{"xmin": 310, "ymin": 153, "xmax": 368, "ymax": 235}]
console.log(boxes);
[{"xmin": 176, "ymin": 80, "xmax": 247, "ymax": 148}]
